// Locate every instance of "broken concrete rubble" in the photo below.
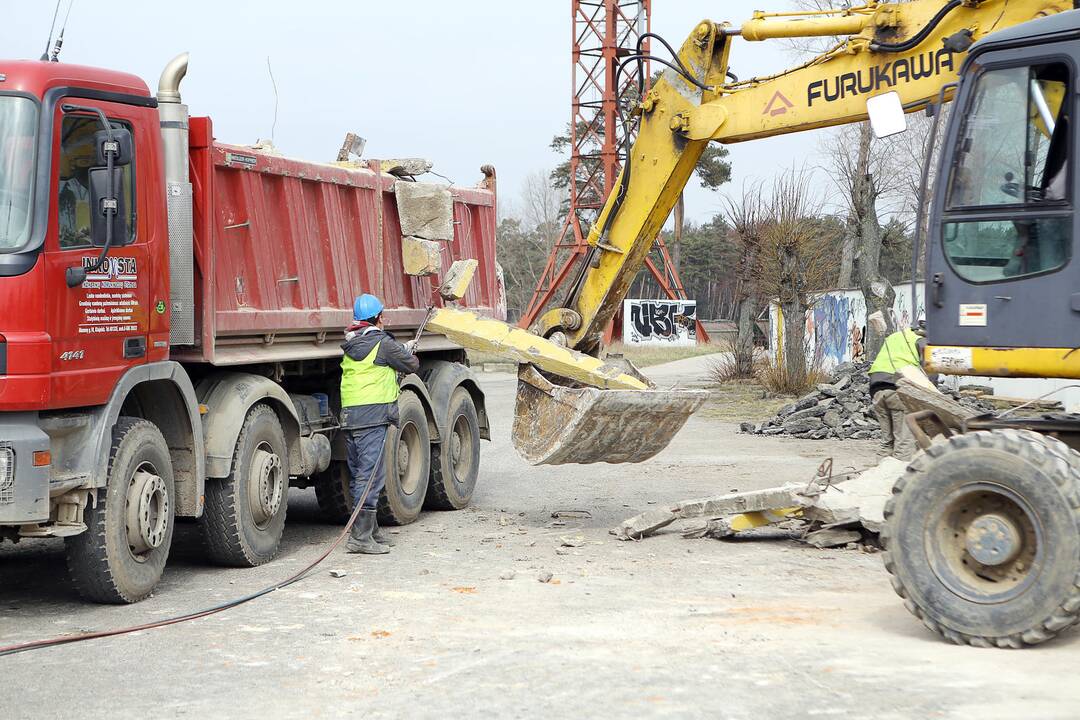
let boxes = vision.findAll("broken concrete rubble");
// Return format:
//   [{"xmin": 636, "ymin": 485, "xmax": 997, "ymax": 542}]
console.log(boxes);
[
  {"xmin": 380, "ymin": 158, "xmax": 434, "ymax": 177},
  {"xmin": 803, "ymin": 456, "xmax": 906, "ymax": 533},
  {"xmin": 612, "ymin": 485, "xmax": 806, "ymax": 540},
  {"xmin": 613, "ymin": 455, "xmax": 908, "ymax": 549},
  {"xmin": 803, "ymin": 527, "xmax": 862, "ymax": 549},
  {"xmin": 401, "ymin": 236, "xmax": 442, "ymax": 276},
  {"xmin": 394, "ymin": 181, "xmax": 454, "ymax": 240},
  {"xmin": 742, "ymin": 360, "xmax": 996, "ymax": 441}
]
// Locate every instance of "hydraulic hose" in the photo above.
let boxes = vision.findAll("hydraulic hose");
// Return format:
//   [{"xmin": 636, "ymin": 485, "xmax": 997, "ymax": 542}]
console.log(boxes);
[
  {"xmin": 870, "ymin": 0, "xmax": 962, "ymax": 53},
  {"xmin": 0, "ymin": 441, "xmax": 385, "ymax": 658}
]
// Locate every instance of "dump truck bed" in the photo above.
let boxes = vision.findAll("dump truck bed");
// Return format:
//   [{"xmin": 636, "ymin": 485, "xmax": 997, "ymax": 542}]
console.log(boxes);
[{"xmin": 173, "ymin": 116, "xmax": 502, "ymax": 366}]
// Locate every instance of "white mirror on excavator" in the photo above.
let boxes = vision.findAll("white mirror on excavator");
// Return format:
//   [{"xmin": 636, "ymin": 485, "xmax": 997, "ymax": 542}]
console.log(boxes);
[{"xmin": 867, "ymin": 91, "xmax": 907, "ymax": 138}]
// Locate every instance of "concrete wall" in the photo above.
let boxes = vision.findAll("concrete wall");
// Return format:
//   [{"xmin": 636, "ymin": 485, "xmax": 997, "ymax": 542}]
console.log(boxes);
[
  {"xmin": 768, "ymin": 283, "xmax": 1080, "ymax": 410},
  {"xmin": 768, "ymin": 282, "xmax": 924, "ymax": 369}
]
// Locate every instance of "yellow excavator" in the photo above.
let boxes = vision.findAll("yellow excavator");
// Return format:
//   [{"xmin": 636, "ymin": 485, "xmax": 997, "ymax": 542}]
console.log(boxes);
[{"xmin": 430, "ymin": 0, "xmax": 1080, "ymax": 646}]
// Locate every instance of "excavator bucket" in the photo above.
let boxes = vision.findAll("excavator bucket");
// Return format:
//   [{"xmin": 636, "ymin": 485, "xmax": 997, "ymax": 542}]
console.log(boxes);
[
  {"xmin": 511, "ymin": 364, "xmax": 709, "ymax": 466},
  {"xmin": 424, "ymin": 308, "xmax": 708, "ymax": 465}
]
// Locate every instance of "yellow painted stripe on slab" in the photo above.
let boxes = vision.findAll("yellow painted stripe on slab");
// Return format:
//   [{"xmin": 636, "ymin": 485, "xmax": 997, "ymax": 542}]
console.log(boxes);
[
  {"xmin": 427, "ymin": 307, "xmax": 649, "ymax": 390},
  {"xmin": 727, "ymin": 507, "xmax": 803, "ymax": 532}
]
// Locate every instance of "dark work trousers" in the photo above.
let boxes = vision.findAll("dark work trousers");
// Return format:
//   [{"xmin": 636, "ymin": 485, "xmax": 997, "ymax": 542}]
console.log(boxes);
[{"xmin": 346, "ymin": 425, "xmax": 389, "ymax": 511}]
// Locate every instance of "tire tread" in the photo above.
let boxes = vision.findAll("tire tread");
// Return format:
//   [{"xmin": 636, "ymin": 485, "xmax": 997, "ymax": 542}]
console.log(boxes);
[
  {"xmin": 201, "ymin": 404, "xmax": 286, "ymax": 567},
  {"xmin": 65, "ymin": 418, "xmax": 171, "ymax": 604}
]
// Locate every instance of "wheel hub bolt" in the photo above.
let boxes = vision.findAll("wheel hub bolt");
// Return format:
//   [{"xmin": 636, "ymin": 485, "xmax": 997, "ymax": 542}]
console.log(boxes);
[{"xmin": 966, "ymin": 513, "xmax": 1022, "ymax": 566}]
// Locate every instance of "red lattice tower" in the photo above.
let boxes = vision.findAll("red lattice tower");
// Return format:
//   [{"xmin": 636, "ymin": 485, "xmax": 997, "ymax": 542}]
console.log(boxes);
[{"xmin": 519, "ymin": 0, "xmax": 702, "ymax": 343}]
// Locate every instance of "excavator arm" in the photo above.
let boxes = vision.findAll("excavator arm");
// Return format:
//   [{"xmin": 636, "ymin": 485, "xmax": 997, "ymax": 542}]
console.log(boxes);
[{"xmin": 535, "ymin": 0, "xmax": 1074, "ymax": 353}]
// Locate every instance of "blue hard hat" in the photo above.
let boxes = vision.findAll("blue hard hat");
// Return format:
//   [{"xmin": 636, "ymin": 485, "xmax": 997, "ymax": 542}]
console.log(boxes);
[{"xmin": 353, "ymin": 293, "xmax": 384, "ymax": 321}]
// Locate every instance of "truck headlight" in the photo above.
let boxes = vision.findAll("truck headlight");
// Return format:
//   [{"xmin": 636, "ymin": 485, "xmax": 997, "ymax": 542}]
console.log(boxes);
[{"xmin": 0, "ymin": 445, "xmax": 13, "ymax": 504}]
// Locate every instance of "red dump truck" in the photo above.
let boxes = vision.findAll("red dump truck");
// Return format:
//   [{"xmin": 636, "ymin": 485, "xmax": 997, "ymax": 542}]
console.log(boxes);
[{"xmin": 0, "ymin": 53, "xmax": 503, "ymax": 602}]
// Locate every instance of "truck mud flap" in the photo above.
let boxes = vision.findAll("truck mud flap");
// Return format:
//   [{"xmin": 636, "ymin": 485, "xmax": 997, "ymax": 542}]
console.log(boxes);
[{"xmin": 512, "ymin": 365, "xmax": 708, "ymax": 465}]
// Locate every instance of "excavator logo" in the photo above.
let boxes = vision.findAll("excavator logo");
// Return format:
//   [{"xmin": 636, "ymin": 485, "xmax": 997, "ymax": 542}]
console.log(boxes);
[{"xmin": 763, "ymin": 91, "xmax": 794, "ymax": 117}]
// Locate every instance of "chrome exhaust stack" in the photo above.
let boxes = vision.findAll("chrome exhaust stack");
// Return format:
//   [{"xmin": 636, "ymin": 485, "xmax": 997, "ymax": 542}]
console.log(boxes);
[{"xmin": 157, "ymin": 52, "xmax": 194, "ymax": 346}]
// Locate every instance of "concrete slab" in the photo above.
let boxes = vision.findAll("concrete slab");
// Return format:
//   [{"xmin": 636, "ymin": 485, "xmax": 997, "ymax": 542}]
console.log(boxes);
[
  {"xmin": 401, "ymin": 236, "xmax": 441, "ymax": 276},
  {"xmin": 394, "ymin": 181, "xmax": 453, "ymax": 240}
]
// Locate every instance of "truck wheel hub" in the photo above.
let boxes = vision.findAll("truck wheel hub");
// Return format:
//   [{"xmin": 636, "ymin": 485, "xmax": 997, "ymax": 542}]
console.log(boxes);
[
  {"xmin": 249, "ymin": 445, "xmax": 283, "ymax": 525},
  {"xmin": 397, "ymin": 422, "xmax": 423, "ymax": 495},
  {"xmin": 966, "ymin": 512, "xmax": 1022, "ymax": 566},
  {"xmin": 126, "ymin": 468, "xmax": 169, "ymax": 555},
  {"xmin": 450, "ymin": 414, "xmax": 474, "ymax": 479},
  {"xmin": 450, "ymin": 432, "xmax": 462, "ymax": 466}
]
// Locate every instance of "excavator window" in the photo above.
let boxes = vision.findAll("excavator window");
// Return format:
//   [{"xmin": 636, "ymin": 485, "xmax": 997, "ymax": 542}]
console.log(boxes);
[
  {"xmin": 56, "ymin": 115, "xmax": 136, "ymax": 249},
  {"xmin": 943, "ymin": 61, "xmax": 1071, "ymax": 283}
]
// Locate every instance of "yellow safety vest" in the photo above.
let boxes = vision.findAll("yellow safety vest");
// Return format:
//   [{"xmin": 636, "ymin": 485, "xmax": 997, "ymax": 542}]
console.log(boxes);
[
  {"xmin": 869, "ymin": 329, "xmax": 922, "ymax": 376},
  {"xmin": 340, "ymin": 342, "xmax": 400, "ymax": 408}
]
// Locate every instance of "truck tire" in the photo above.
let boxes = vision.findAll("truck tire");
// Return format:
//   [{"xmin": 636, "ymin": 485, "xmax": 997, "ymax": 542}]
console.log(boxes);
[
  {"xmin": 201, "ymin": 403, "xmax": 288, "ymax": 567},
  {"xmin": 378, "ymin": 392, "xmax": 430, "ymax": 526},
  {"xmin": 426, "ymin": 387, "xmax": 480, "ymax": 510},
  {"xmin": 314, "ymin": 461, "xmax": 352, "ymax": 524},
  {"xmin": 882, "ymin": 429, "xmax": 1080, "ymax": 648},
  {"xmin": 65, "ymin": 417, "xmax": 175, "ymax": 604}
]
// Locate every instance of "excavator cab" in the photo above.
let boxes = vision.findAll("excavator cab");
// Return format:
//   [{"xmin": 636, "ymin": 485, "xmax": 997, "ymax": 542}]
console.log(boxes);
[
  {"xmin": 883, "ymin": 12, "xmax": 1080, "ymax": 648},
  {"xmin": 925, "ymin": 44, "xmax": 1077, "ymax": 373}
]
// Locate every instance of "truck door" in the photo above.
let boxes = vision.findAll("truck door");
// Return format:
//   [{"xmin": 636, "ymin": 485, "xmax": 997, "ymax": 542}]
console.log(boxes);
[
  {"xmin": 928, "ymin": 48, "xmax": 1078, "ymax": 355},
  {"xmin": 45, "ymin": 99, "xmax": 150, "ymax": 408}
]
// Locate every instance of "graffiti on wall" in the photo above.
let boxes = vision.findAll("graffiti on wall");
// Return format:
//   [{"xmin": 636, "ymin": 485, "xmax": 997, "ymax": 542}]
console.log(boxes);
[
  {"xmin": 623, "ymin": 299, "xmax": 697, "ymax": 346},
  {"xmin": 894, "ymin": 286, "xmax": 926, "ymax": 330},
  {"xmin": 769, "ymin": 282, "xmax": 926, "ymax": 370}
]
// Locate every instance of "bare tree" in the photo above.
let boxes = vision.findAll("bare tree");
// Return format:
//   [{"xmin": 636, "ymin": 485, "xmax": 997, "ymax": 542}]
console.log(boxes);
[
  {"xmin": 723, "ymin": 181, "xmax": 767, "ymax": 377},
  {"xmin": 754, "ymin": 168, "xmax": 834, "ymax": 388},
  {"xmin": 521, "ymin": 170, "xmax": 562, "ymax": 236},
  {"xmin": 496, "ymin": 170, "xmax": 566, "ymax": 321}
]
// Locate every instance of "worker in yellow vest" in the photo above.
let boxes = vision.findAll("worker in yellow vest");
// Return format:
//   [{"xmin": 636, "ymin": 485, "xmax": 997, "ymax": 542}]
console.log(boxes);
[
  {"xmin": 340, "ymin": 294, "xmax": 420, "ymax": 554},
  {"xmin": 868, "ymin": 318, "xmax": 928, "ymax": 460}
]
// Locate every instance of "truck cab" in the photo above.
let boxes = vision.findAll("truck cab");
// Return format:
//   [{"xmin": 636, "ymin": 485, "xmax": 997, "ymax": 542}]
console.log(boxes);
[
  {"xmin": 0, "ymin": 57, "xmax": 497, "ymax": 604},
  {"xmin": 925, "ymin": 11, "xmax": 1080, "ymax": 379},
  {"xmin": 0, "ymin": 62, "xmax": 174, "ymax": 529}
]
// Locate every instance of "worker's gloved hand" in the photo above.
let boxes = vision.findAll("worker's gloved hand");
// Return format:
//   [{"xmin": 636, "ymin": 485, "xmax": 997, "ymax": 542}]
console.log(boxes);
[{"xmin": 403, "ymin": 340, "xmax": 418, "ymax": 354}]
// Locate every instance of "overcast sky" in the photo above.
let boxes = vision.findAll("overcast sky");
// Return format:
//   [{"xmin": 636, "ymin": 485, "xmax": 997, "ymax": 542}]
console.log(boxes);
[{"xmin": 4, "ymin": 1, "xmax": 832, "ymax": 224}]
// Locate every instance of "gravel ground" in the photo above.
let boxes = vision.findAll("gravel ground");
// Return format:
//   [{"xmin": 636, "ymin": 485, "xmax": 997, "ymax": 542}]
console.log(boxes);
[{"xmin": 1, "ymin": 355, "xmax": 1078, "ymax": 719}]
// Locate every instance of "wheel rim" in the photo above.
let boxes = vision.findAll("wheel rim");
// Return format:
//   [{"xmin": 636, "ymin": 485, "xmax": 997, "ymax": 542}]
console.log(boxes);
[
  {"xmin": 248, "ymin": 442, "xmax": 284, "ymax": 528},
  {"xmin": 396, "ymin": 421, "xmax": 423, "ymax": 496},
  {"xmin": 927, "ymin": 482, "xmax": 1043, "ymax": 604},
  {"xmin": 125, "ymin": 464, "xmax": 169, "ymax": 559},
  {"xmin": 450, "ymin": 413, "xmax": 475, "ymax": 483}
]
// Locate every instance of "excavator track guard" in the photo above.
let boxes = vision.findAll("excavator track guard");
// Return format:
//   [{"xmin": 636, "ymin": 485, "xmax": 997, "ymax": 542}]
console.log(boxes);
[{"xmin": 511, "ymin": 365, "xmax": 708, "ymax": 466}]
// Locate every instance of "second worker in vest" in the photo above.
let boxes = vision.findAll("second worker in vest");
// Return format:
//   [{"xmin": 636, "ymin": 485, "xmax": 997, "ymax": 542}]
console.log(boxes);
[
  {"xmin": 867, "ymin": 314, "xmax": 930, "ymax": 461},
  {"xmin": 340, "ymin": 294, "xmax": 420, "ymax": 554}
]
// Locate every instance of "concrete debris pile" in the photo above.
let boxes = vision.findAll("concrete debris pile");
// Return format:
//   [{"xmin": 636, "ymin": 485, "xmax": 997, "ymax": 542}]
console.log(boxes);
[
  {"xmin": 739, "ymin": 360, "xmax": 996, "ymax": 440},
  {"xmin": 612, "ymin": 456, "xmax": 909, "ymax": 549}
]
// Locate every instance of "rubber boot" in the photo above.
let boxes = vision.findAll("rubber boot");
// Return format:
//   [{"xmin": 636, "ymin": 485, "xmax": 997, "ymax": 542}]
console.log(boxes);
[
  {"xmin": 372, "ymin": 515, "xmax": 395, "ymax": 547},
  {"xmin": 346, "ymin": 510, "xmax": 389, "ymax": 555}
]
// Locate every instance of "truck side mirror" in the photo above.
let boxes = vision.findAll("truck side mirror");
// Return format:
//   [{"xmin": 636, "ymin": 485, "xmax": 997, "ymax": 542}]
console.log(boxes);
[
  {"xmin": 88, "ymin": 167, "xmax": 129, "ymax": 247},
  {"xmin": 94, "ymin": 127, "xmax": 133, "ymax": 166},
  {"xmin": 867, "ymin": 91, "xmax": 907, "ymax": 139}
]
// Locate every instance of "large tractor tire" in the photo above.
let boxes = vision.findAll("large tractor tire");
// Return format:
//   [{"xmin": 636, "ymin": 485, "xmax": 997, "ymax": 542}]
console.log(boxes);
[
  {"xmin": 314, "ymin": 461, "xmax": 352, "ymax": 525},
  {"xmin": 65, "ymin": 418, "xmax": 175, "ymax": 604},
  {"xmin": 201, "ymin": 404, "xmax": 288, "ymax": 567},
  {"xmin": 882, "ymin": 429, "xmax": 1080, "ymax": 648},
  {"xmin": 378, "ymin": 392, "xmax": 430, "ymax": 526},
  {"xmin": 426, "ymin": 387, "xmax": 480, "ymax": 511}
]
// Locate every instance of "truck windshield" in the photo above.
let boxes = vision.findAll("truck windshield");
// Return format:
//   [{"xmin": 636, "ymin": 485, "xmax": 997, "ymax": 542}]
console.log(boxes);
[{"xmin": 0, "ymin": 97, "xmax": 37, "ymax": 253}]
